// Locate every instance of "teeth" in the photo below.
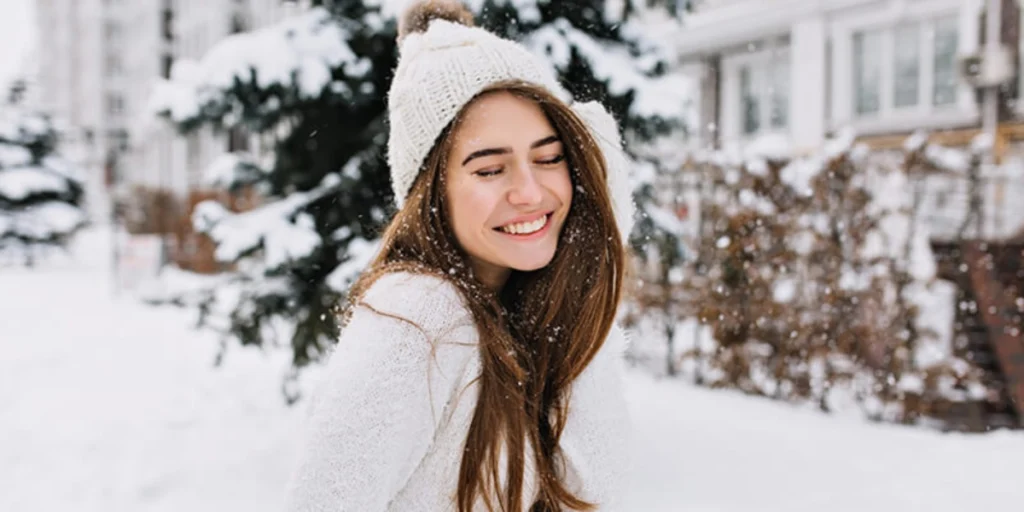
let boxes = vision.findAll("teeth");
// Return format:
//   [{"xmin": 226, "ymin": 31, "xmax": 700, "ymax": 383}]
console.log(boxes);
[{"xmin": 500, "ymin": 215, "xmax": 547, "ymax": 235}]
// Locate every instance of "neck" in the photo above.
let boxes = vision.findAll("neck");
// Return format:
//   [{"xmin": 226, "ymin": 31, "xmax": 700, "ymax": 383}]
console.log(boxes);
[{"xmin": 470, "ymin": 258, "xmax": 510, "ymax": 293}]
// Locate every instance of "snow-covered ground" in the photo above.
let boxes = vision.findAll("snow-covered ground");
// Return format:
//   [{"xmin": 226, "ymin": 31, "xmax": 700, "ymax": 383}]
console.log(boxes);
[{"xmin": 2, "ymin": 228, "xmax": 1023, "ymax": 512}]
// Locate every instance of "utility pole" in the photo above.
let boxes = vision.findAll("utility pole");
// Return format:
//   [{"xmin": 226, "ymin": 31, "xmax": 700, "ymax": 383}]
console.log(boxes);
[
  {"xmin": 981, "ymin": 0, "xmax": 1002, "ymax": 238},
  {"xmin": 982, "ymin": 0, "xmax": 1002, "ymax": 142}
]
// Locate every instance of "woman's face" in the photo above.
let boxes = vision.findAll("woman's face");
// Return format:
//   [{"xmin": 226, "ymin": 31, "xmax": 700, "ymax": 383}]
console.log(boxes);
[{"xmin": 444, "ymin": 91, "xmax": 573, "ymax": 291}]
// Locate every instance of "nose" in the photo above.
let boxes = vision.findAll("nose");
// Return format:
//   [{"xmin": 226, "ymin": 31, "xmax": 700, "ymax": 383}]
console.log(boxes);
[{"xmin": 507, "ymin": 161, "xmax": 543, "ymax": 207}]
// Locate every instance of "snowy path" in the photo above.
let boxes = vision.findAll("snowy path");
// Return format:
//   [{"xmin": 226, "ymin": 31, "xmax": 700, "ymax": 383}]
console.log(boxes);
[
  {"xmin": 2, "ymin": 229, "xmax": 1023, "ymax": 512},
  {"xmin": 1, "ymin": 231, "xmax": 303, "ymax": 512}
]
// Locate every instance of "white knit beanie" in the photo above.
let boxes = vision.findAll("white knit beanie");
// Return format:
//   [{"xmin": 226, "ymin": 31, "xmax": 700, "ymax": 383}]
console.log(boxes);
[{"xmin": 387, "ymin": 1, "xmax": 635, "ymax": 239}]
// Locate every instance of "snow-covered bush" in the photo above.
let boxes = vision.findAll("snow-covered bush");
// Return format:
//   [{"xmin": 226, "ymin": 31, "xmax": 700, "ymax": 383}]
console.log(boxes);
[
  {"xmin": 627, "ymin": 134, "xmax": 990, "ymax": 426},
  {"xmin": 0, "ymin": 88, "xmax": 86, "ymax": 266}
]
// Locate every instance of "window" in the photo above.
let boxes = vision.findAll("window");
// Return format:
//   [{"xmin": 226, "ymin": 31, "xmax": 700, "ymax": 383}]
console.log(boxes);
[
  {"xmin": 769, "ymin": 57, "xmax": 789, "ymax": 129},
  {"xmin": 850, "ymin": 15, "xmax": 961, "ymax": 119},
  {"xmin": 729, "ymin": 48, "xmax": 790, "ymax": 138},
  {"xmin": 187, "ymin": 133, "xmax": 201, "ymax": 187},
  {"xmin": 230, "ymin": 12, "xmax": 248, "ymax": 34},
  {"xmin": 853, "ymin": 29, "xmax": 882, "ymax": 115},
  {"xmin": 108, "ymin": 129, "xmax": 129, "ymax": 152},
  {"xmin": 161, "ymin": 7, "xmax": 174, "ymax": 42},
  {"xmin": 893, "ymin": 24, "xmax": 920, "ymax": 108},
  {"xmin": 1019, "ymin": 6, "xmax": 1024, "ymax": 109},
  {"xmin": 161, "ymin": 54, "xmax": 174, "ymax": 79},
  {"xmin": 740, "ymin": 66, "xmax": 760, "ymax": 135},
  {"xmin": 103, "ymin": 20, "xmax": 121, "ymax": 41},
  {"xmin": 104, "ymin": 21, "xmax": 121, "ymax": 42},
  {"xmin": 106, "ymin": 94, "xmax": 125, "ymax": 116},
  {"xmin": 105, "ymin": 54, "xmax": 123, "ymax": 76},
  {"xmin": 932, "ymin": 17, "xmax": 959, "ymax": 107},
  {"xmin": 227, "ymin": 126, "xmax": 250, "ymax": 152}
]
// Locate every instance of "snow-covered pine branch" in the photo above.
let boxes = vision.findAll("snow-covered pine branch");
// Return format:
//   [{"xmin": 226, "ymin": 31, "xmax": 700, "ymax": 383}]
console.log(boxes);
[{"xmin": 149, "ymin": 6, "xmax": 378, "ymax": 132}]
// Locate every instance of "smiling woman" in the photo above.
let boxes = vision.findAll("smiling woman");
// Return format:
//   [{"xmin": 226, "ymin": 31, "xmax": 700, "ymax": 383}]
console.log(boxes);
[
  {"xmin": 444, "ymin": 89, "xmax": 574, "ymax": 290},
  {"xmin": 284, "ymin": 2, "xmax": 636, "ymax": 511}
]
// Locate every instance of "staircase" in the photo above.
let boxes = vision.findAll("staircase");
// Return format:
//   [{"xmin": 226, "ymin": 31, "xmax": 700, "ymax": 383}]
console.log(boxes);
[{"xmin": 932, "ymin": 241, "xmax": 1024, "ymax": 430}]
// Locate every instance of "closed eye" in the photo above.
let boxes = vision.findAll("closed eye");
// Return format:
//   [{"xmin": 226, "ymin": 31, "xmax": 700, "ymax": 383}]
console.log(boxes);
[
  {"xmin": 474, "ymin": 168, "xmax": 503, "ymax": 178},
  {"xmin": 538, "ymin": 154, "xmax": 565, "ymax": 165}
]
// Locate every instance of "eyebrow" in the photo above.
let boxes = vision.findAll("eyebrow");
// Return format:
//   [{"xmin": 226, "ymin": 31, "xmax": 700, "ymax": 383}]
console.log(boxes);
[{"xmin": 460, "ymin": 135, "xmax": 561, "ymax": 167}]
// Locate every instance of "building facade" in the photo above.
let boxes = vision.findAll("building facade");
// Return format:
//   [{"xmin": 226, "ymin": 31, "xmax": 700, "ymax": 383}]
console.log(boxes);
[
  {"xmin": 679, "ymin": 0, "xmax": 1024, "ymax": 240},
  {"xmin": 679, "ymin": 0, "xmax": 1022, "ymax": 149},
  {"xmin": 34, "ymin": 0, "xmax": 110, "ymax": 221},
  {"xmin": 33, "ymin": 0, "xmax": 309, "ymax": 224}
]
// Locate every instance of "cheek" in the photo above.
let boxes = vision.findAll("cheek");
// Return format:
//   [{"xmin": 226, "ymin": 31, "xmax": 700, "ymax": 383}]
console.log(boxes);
[
  {"xmin": 548, "ymin": 166, "xmax": 574, "ymax": 208},
  {"xmin": 447, "ymin": 178, "xmax": 499, "ymax": 237}
]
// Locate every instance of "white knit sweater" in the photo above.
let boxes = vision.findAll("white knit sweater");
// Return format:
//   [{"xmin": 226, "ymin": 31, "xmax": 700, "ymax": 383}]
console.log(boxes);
[{"xmin": 283, "ymin": 272, "xmax": 633, "ymax": 511}]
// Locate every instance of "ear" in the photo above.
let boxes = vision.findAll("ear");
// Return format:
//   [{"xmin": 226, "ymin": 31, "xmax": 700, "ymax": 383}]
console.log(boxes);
[{"xmin": 570, "ymin": 101, "xmax": 635, "ymax": 243}]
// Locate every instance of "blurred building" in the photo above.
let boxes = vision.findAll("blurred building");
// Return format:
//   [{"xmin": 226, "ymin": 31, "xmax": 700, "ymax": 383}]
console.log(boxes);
[
  {"xmin": 33, "ymin": 0, "xmax": 309, "ymax": 224},
  {"xmin": 34, "ymin": 0, "xmax": 109, "ymax": 222},
  {"xmin": 120, "ymin": 0, "xmax": 309, "ymax": 198},
  {"xmin": 680, "ymin": 0, "xmax": 1024, "ymax": 240},
  {"xmin": 681, "ymin": 0, "xmax": 1019, "ymax": 151}
]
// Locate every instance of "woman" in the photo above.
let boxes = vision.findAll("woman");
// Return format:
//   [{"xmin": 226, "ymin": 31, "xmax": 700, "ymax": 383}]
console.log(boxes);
[{"xmin": 284, "ymin": 2, "xmax": 635, "ymax": 510}]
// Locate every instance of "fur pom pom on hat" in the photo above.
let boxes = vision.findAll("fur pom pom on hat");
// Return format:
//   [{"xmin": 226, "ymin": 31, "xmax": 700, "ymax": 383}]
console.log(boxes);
[
  {"xmin": 387, "ymin": 0, "xmax": 634, "ymax": 238},
  {"xmin": 397, "ymin": 0, "xmax": 476, "ymax": 41}
]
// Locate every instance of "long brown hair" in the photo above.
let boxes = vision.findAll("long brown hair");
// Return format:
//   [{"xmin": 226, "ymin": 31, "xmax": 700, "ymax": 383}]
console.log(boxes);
[{"xmin": 346, "ymin": 80, "xmax": 625, "ymax": 511}]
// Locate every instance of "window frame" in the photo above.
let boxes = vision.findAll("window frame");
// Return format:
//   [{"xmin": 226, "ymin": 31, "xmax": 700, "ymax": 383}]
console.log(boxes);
[
  {"xmin": 830, "ymin": 1, "xmax": 979, "ymax": 135},
  {"xmin": 106, "ymin": 93, "xmax": 126, "ymax": 116},
  {"xmin": 1017, "ymin": 4, "xmax": 1024, "ymax": 116},
  {"xmin": 892, "ymin": 22, "xmax": 922, "ymax": 110},
  {"xmin": 721, "ymin": 43, "xmax": 792, "ymax": 144}
]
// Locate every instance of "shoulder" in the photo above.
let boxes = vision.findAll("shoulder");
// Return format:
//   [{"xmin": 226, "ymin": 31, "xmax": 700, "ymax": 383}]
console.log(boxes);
[{"xmin": 356, "ymin": 271, "xmax": 474, "ymax": 338}]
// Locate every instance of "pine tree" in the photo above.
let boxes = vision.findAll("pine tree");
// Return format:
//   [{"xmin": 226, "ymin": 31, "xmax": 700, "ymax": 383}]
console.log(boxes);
[
  {"xmin": 152, "ymin": 5, "xmax": 395, "ymax": 378},
  {"xmin": 152, "ymin": 1, "xmax": 689, "ymax": 383},
  {"xmin": 0, "ymin": 80, "xmax": 87, "ymax": 265}
]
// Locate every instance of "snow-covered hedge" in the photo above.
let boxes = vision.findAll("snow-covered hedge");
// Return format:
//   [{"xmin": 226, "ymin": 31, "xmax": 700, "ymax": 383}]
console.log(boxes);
[{"xmin": 624, "ymin": 133, "xmax": 991, "ymax": 427}]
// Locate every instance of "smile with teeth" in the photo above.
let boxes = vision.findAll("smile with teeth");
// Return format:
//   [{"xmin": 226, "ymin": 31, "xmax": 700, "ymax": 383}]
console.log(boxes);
[{"xmin": 497, "ymin": 214, "xmax": 550, "ymax": 235}]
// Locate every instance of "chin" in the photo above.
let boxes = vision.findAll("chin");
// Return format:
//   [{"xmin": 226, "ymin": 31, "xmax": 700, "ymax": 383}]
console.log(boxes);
[{"xmin": 508, "ymin": 251, "xmax": 557, "ymax": 272}]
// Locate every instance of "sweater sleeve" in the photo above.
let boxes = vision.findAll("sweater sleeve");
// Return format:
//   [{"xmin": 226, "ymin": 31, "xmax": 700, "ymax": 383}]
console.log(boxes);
[
  {"xmin": 559, "ymin": 323, "xmax": 634, "ymax": 510},
  {"xmin": 283, "ymin": 273, "xmax": 477, "ymax": 512}
]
